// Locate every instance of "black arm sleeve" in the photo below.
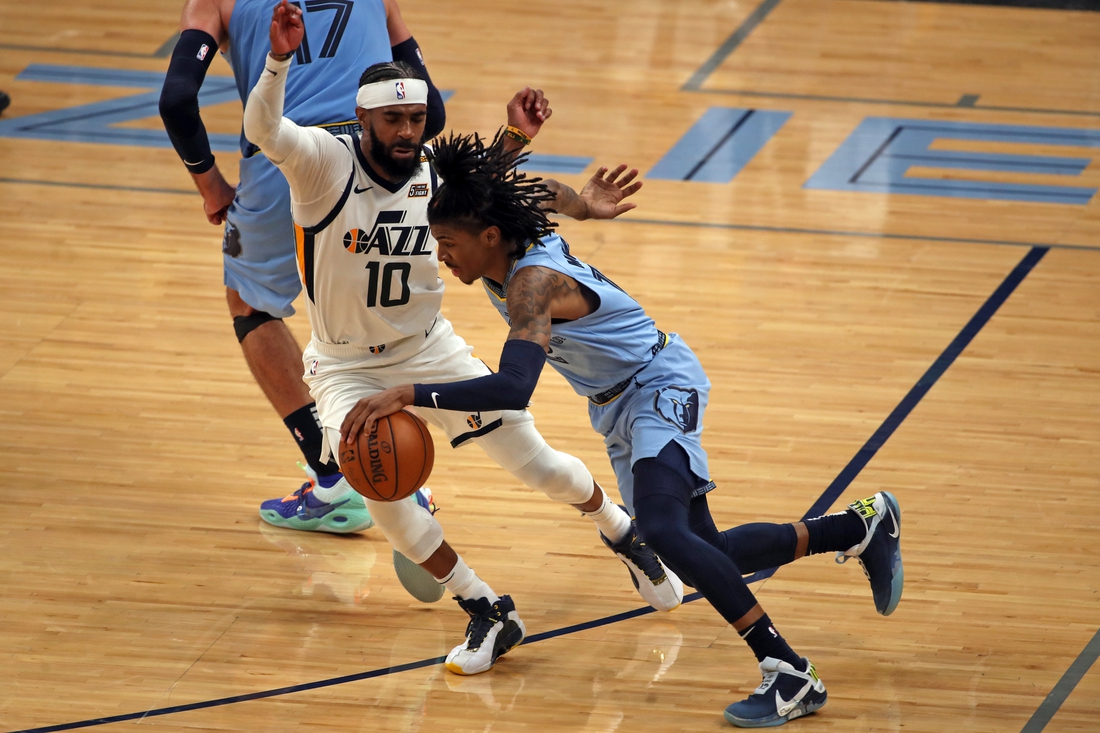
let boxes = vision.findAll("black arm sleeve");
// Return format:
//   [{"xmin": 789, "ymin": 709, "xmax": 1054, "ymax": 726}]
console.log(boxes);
[
  {"xmin": 391, "ymin": 36, "xmax": 446, "ymax": 140},
  {"xmin": 412, "ymin": 338, "xmax": 546, "ymax": 412},
  {"xmin": 159, "ymin": 29, "xmax": 218, "ymax": 174}
]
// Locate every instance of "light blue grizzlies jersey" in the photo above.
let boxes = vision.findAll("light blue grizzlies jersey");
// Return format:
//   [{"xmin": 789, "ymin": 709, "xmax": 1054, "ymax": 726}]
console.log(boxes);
[
  {"xmin": 227, "ymin": 0, "xmax": 391, "ymax": 155},
  {"xmin": 482, "ymin": 233, "xmax": 665, "ymax": 397}
]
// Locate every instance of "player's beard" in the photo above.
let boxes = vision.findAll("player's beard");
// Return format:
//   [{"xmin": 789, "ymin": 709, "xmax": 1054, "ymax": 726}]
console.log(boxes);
[{"xmin": 367, "ymin": 123, "xmax": 423, "ymax": 180}]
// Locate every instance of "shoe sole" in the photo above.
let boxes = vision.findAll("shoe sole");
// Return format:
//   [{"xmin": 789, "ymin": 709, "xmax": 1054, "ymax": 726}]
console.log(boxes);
[
  {"xmin": 880, "ymin": 491, "xmax": 903, "ymax": 616},
  {"xmin": 393, "ymin": 550, "xmax": 445, "ymax": 603},
  {"xmin": 258, "ymin": 509, "xmax": 374, "ymax": 534},
  {"xmin": 723, "ymin": 692, "xmax": 828, "ymax": 728}
]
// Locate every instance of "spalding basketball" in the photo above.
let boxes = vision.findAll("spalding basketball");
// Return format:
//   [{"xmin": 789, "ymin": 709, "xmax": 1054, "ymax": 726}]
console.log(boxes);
[{"xmin": 339, "ymin": 409, "xmax": 434, "ymax": 502}]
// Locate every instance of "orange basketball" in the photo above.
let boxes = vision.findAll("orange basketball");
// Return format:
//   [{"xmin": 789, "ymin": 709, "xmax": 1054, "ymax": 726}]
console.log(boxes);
[{"xmin": 339, "ymin": 409, "xmax": 434, "ymax": 502}]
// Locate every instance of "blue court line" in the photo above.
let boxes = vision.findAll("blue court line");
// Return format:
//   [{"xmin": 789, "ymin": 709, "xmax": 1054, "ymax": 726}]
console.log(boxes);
[
  {"xmin": 0, "ymin": 178, "xmax": 195, "ymax": 195},
  {"xmin": 4, "ymin": 175, "xmax": 1100, "ymax": 253},
  {"xmin": 0, "ymin": 43, "xmax": 167, "ymax": 59},
  {"xmin": 616, "ymin": 217, "xmax": 1100, "ymax": 253},
  {"xmin": 744, "ymin": 246, "xmax": 1048, "ymax": 582},
  {"xmin": 1020, "ymin": 625, "xmax": 1100, "ymax": 733},
  {"xmin": 686, "ymin": 87, "xmax": 1100, "ymax": 120},
  {"xmin": 682, "ymin": 0, "xmax": 785, "ymax": 91}
]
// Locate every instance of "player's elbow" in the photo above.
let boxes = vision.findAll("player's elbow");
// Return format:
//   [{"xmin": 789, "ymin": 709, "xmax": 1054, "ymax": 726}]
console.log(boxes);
[{"xmin": 158, "ymin": 81, "xmax": 199, "ymax": 132}]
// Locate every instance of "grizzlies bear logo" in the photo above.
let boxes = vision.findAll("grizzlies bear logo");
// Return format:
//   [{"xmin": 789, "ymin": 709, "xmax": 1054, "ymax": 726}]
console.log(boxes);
[{"xmin": 654, "ymin": 387, "xmax": 700, "ymax": 433}]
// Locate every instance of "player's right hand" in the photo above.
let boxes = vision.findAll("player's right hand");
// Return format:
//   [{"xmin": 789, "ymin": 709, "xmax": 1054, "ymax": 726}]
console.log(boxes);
[{"xmin": 269, "ymin": 0, "xmax": 304, "ymax": 58}]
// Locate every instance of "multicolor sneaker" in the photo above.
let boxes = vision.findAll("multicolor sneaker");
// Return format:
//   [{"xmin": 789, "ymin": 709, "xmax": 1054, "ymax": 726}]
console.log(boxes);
[
  {"xmin": 724, "ymin": 657, "xmax": 827, "ymax": 728},
  {"xmin": 601, "ymin": 518, "xmax": 684, "ymax": 612},
  {"xmin": 835, "ymin": 491, "xmax": 903, "ymax": 616},
  {"xmin": 258, "ymin": 465, "xmax": 374, "ymax": 534},
  {"xmin": 445, "ymin": 595, "xmax": 526, "ymax": 676},
  {"xmin": 392, "ymin": 487, "xmax": 446, "ymax": 603}
]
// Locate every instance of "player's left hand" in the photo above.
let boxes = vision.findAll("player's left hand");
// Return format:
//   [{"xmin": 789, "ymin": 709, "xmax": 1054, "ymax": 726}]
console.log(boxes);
[
  {"xmin": 269, "ymin": 0, "xmax": 304, "ymax": 58},
  {"xmin": 340, "ymin": 384, "xmax": 414, "ymax": 445},
  {"xmin": 506, "ymin": 87, "xmax": 552, "ymax": 142},
  {"xmin": 580, "ymin": 165, "xmax": 642, "ymax": 220}
]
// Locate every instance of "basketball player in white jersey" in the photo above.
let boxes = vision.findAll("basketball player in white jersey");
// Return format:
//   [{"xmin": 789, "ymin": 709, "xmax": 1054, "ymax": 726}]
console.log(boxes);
[{"xmin": 243, "ymin": 2, "xmax": 682, "ymax": 675}]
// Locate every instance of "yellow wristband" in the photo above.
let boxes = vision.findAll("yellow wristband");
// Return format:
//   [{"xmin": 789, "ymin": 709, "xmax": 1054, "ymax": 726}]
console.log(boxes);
[{"xmin": 503, "ymin": 125, "xmax": 532, "ymax": 147}]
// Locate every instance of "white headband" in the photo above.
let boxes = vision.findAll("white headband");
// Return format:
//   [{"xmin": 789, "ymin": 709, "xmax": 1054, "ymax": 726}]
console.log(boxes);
[{"xmin": 355, "ymin": 78, "xmax": 429, "ymax": 109}]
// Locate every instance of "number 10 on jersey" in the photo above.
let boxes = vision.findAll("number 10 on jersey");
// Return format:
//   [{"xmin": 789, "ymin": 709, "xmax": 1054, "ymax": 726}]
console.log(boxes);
[{"xmin": 364, "ymin": 261, "xmax": 412, "ymax": 307}]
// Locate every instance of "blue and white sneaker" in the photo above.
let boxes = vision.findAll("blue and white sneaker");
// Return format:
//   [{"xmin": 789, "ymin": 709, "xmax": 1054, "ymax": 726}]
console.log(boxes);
[
  {"xmin": 393, "ymin": 487, "xmax": 447, "ymax": 603},
  {"xmin": 259, "ymin": 464, "xmax": 374, "ymax": 534},
  {"xmin": 835, "ymin": 492, "xmax": 903, "ymax": 616},
  {"xmin": 724, "ymin": 657, "xmax": 827, "ymax": 728}
]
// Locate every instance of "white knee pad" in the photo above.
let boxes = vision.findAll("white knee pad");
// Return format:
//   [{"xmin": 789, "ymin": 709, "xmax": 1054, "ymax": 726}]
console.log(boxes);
[
  {"xmin": 477, "ymin": 418, "xmax": 595, "ymax": 505},
  {"xmin": 366, "ymin": 497, "xmax": 444, "ymax": 565},
  {"xmin": 510, "ymin": 444, "xmax": 596, "ymax": 505}
]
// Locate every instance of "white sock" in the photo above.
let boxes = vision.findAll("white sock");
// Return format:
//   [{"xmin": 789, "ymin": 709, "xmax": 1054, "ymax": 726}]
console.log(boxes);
[
  {"xmin": 309, "ymin": 475, "xmax": 355, "ymax": 503},
  {"xmin": 437, "ymin": 556, "xmax": 499, "ymax": 603},
  {"xmin": 583, "ymin": 492, "xmax": 632, "ymax": 544}
]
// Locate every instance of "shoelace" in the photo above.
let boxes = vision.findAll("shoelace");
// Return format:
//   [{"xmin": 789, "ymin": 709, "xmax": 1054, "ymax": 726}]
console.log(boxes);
[
  {"xmin": 753, "ymin": 669, "xmax": 779, "ymax": 695},
  {"xmin": 462, "ymin": 605, "xmax": 500, "ymax": 652},
  {"xmin": 623, "ymin": 535, "xmax": 667, "ymax": 582}
]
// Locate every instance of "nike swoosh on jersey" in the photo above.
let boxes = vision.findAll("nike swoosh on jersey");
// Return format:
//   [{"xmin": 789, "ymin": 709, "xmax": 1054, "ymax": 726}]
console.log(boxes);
[
  {"xmin": 353, "ymin": 184, "xmax": 372, "ymax": 194},
  {"xmin": 431, "ymin": 392, "xmax": 441, "ymax": 409},
  {"xmin": 297, "ymin": 497, "xmax": 350, "ymax": 520}
]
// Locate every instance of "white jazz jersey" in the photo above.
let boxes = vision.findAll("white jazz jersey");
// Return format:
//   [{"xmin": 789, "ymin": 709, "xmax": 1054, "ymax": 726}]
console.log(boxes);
[{"xmin": 289, "ymin": 133, "xmax": 443, "ymax": 348}]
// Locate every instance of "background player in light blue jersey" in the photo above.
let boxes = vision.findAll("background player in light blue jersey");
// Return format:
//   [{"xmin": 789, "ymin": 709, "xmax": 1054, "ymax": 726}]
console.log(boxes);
[
  {"xmin": 341, "ymin": 133, "xmax": 907, "ymax": 728},
  {"xmin": 158, "ymin": 0, "xmax": 445, "ymax": 524}
]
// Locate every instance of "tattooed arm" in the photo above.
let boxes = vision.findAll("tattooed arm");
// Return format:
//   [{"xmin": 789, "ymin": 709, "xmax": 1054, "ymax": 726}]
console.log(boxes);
[
  {"xmin": 543, "ymin": 164, "xmax": 643, "ymax": 221},
  {"xmin": 340, "ymin": 267, "xmax": 583, "ymax": 442}
]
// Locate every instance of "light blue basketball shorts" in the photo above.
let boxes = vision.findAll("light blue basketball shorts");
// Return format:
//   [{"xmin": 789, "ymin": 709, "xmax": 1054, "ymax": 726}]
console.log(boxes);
[
  {"xmin": 588, "ymin": 335, "xmax": 716, "ymax": 515},
  {"xmin": 222, "ymin": 153, "xmax": 302, "ymax": 319}
]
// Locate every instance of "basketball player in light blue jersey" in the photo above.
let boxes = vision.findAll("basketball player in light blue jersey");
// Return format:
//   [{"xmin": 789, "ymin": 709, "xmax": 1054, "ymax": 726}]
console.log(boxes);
[
  {"xmin": 159, "ymin": 0, "xmax": 445, "ymax": 530},
  {"xmin": 342, "ymin": 133, "xmax": 906, "ymax": 727}
]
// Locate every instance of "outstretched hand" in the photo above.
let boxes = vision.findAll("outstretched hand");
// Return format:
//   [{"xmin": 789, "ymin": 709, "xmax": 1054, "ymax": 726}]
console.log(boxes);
[
  {"xmin": 339, "ymin": 385, "xmax": 415, "ymax": 446},
  {"xmin": 269, "ymin": 0, "xmax": 304, "ymax": 58},
  {"xmin": 580, "ymin": 165, "xmax": 642, "ymax": 220},
  {"xmin": 506, "ymin": 87, "xmax": 552, "ymax": 142}
]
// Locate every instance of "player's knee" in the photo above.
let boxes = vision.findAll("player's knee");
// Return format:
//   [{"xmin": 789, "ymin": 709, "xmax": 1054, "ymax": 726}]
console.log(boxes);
[
  {"xmin": 232, "ymin": 310, "xmax": 280, "ymax": 343},
  {"xmin": 367, "ymin": 498, "xmax": 444, "ymax": 564},
  {"xmin": 511, "ymin": 444, "xmax": 594, "ymax": 505}
]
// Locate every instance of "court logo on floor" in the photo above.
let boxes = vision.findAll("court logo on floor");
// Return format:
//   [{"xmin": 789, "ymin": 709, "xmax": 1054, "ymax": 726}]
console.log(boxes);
[{"xmin": 654, "ymin": 387, "xmax": 699, "ymax": 433}]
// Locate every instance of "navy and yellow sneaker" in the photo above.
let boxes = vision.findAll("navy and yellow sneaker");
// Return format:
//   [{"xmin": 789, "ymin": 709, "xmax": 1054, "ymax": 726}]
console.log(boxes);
[
  {"xmin": 259, "ymin": 466, "xmax": 374, "ymax": 534},
  {"xmin": 445, "ymin": 595, "xmax": 526, "ymax": 675},
  {"xmin": 724, "ymin": 657, "xmax": 827, "ymax": 728},
  {"xmin": 601, "ymin": 518, "xmax": 684, "ymax": 612},
  {"xmin": 836, "ymin": 492, "xmax": 903, "ymax": 616}
]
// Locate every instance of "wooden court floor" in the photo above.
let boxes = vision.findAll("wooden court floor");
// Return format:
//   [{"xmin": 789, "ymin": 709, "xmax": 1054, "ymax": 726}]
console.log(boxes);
[{"xmin": 1, "ymin": 0, "xmax": 1098, "ymax": 731}]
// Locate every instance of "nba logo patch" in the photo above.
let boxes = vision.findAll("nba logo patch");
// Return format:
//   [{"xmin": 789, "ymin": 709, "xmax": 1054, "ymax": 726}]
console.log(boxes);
[
  {"xmin": 197, "ymin": 44, "xmax": 209, "ymax": 61},
  {"xmin": 309, "ymin": 359, "xmax": 319, "ymax": 375},
  {"xmin": 395, "ymin": 81, "xmax": 406, "ymax": 100}
]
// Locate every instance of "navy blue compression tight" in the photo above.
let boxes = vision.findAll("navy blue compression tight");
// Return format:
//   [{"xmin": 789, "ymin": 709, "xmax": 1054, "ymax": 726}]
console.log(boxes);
[{"xmin": 632, "ymin": 441, "xmax": 799, "ymax": 625}]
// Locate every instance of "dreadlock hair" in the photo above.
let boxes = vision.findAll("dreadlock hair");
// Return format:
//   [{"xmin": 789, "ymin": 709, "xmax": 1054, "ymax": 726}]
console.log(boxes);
[
  {"xmin": 426, "ymin": 130, "xmax": 558, "ymax": 258},
  {"xmin": 358, "ymin": 60, "xmax": 422, "ymax": 87}
]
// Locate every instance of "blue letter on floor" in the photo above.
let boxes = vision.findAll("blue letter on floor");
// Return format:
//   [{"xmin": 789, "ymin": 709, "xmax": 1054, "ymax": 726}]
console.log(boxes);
[{"xmin": 805, "ymin": 117, "xmax": 1100, "ymax": 205}]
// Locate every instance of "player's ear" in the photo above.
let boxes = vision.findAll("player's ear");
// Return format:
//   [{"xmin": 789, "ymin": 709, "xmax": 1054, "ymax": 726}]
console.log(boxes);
[
  {"xmin": 355, "ymin": 106, "xmax": 369, "ymax": 129},
  {"xmin": 481, "ymin": 225, "xmax": 502, "ymax": 250}
]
